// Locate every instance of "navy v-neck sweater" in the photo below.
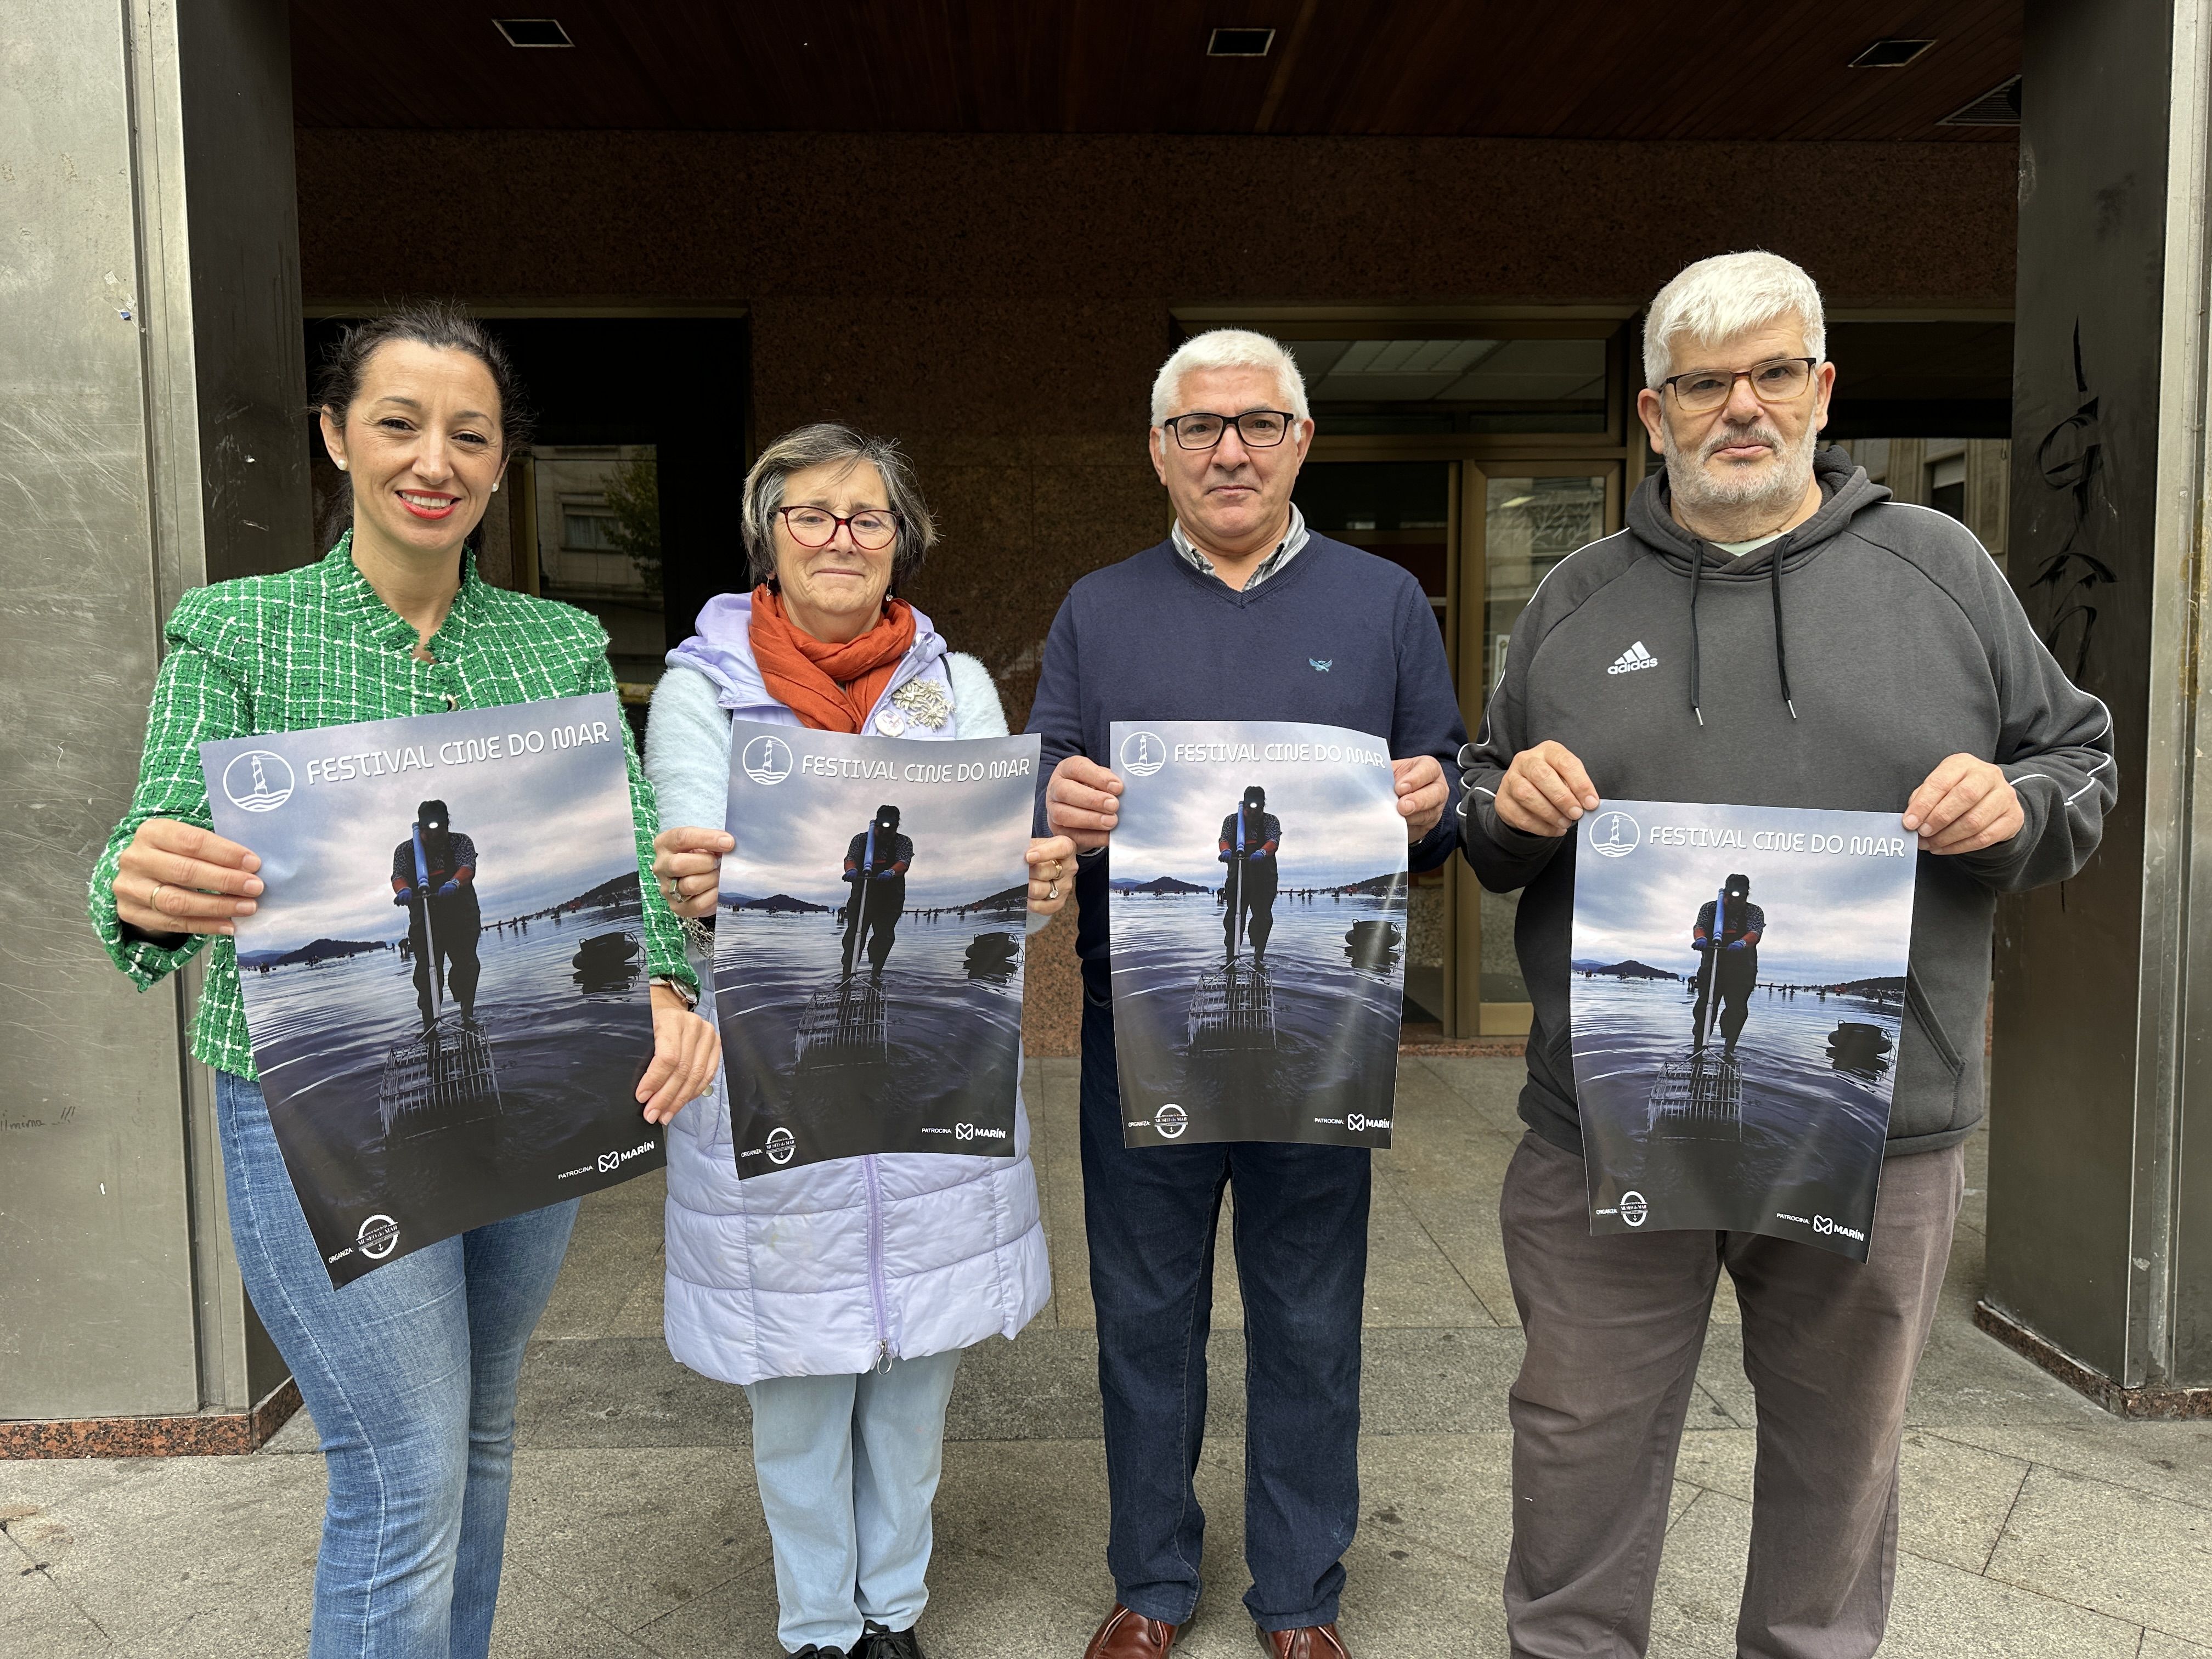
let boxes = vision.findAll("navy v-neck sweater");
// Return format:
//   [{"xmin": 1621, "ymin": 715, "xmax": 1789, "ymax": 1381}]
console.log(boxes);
[{"xmin": 1025, "ymin": 535, "xmax": 1467, "ymax": 975}]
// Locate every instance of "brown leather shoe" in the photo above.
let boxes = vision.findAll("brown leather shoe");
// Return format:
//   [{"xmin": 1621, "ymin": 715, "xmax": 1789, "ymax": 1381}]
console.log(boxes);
[
  {"xmin": 1255, "ymin": 1624, "xmax": 1348, "ymax": 1659},
  {"xmin": 1084, "ymin": 1604, "xmax": 1180, "ymax": 1657}
]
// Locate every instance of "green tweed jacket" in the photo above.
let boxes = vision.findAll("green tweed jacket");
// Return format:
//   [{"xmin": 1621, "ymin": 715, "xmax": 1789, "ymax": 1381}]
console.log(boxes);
[{"xmin": 89, "ymin": 536, "xmax": 696, "ymax": 1079}]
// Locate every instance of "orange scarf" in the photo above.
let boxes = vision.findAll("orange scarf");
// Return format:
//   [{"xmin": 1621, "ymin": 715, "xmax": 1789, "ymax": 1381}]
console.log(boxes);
[{"xmin": 747, "ymin": 586, "xmax": 917, "ymax": 733}]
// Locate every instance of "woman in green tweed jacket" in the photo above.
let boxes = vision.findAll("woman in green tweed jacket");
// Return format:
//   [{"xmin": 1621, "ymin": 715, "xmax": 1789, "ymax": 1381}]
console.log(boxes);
[{"xmin": 88, "ymin": 304, "xmax": 720, "ymax": 1659}]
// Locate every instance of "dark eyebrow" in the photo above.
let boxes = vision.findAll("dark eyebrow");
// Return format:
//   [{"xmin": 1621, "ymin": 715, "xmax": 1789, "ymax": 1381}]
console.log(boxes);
[{"xmin": 368, "ymin": 394, "xmax": 495, "ymax": 423}]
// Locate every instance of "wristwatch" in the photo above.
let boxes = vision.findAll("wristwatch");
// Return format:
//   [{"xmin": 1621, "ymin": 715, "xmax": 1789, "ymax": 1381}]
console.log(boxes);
[{"xmin": 650, "ymin": 975, "xmax": 698, "ymax": 1010}]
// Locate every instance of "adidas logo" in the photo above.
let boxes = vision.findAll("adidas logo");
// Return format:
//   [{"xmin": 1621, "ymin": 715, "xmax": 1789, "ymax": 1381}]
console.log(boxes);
[{"xmin": 1607, "ymin": 641, "xmax": 1659, "ymax": 676}]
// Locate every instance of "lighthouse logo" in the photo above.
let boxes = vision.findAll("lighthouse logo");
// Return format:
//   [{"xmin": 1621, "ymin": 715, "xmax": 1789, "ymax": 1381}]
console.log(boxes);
[{"xmin": 222, "ymin": 751, "xmax": 295, "ymax": 813}]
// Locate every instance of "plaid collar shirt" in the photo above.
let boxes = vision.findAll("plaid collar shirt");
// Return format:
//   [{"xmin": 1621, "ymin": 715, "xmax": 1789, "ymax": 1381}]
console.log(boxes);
[
  {"xmin": 1170, "ymin": 503, "xmax": 1312, "ymax": 590},
  {"xmin": 89, "ymin": 536, "xmax": 694, "ymax": 1079}
]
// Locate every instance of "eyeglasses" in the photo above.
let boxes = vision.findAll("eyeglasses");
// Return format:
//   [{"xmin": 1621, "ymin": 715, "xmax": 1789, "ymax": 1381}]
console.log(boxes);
[
  {"xmin": 1160, "ymin": 409, "xmax": 1298, "ymax": 450},
  {"xmin": 1658, "ymin": 358, "xmax": 1818, "ymax": 416},
  {"xmin": 777, "ymin": 506, "xmax": 897, "ymax": 550}
]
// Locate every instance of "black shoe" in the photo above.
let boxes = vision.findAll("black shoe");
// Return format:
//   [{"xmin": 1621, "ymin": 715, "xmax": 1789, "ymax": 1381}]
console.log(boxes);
[
  {"xmin": 858, "ymin": 1623, "xmax": 926, "ymax": 1659},
  {"xmin": 791, "ymin": 1647, "xmax": 849, "ymax": 1658}
]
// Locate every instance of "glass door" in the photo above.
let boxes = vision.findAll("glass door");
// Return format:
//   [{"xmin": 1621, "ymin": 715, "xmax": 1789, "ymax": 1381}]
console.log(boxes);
[
  {"xmin": 1293, "ymin": 461, "xmax": 1457, "ymax": 1032},
  {"xmin": 1456, "ymin": 465, "xmax": 1618, "ymax": 1035}
]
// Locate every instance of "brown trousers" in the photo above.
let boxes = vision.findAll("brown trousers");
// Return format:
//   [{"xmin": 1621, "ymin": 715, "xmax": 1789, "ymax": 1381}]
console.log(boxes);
[{"xmin": 1499, "ymin": 1130, "xmax": 1965, "ymax": 1659}]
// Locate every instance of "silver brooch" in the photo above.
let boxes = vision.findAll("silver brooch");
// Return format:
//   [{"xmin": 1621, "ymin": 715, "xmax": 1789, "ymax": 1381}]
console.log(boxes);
[{"xmin": 889, "ymin": 678, "xmax": 952, "ymax": 730}]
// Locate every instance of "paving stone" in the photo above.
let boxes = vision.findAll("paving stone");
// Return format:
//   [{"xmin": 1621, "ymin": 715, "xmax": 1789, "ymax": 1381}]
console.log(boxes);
[
  {"xmin": 503, "ymin": 1447, "xmax": 772, "ymax": 1634},
  {"xmin": 1987, "ymin": 1465, "xmax": 2212, "ymax": 1644},
  {"xmin": 0, "ymin": 1550, "xmax": 114, "ymax": 1659},
  {"xmin": 1929, "ymin": 1420, "xmax": 2212, "ymax": 1511},
  {"xmin": 2142, "ymin": 1633, "xmax": 2212, "ymax": 1658},
  {"xmin": 491, "ymin": 1562, "xmax": 662, "ymax": 1657},
  {"xmin": 20, "ymin": 1456, "xmax": 324, "ymax": 1658},
  {"xmin": 1881, "ymin": 1546, "xmax": 2145, "ymax": 1658}
]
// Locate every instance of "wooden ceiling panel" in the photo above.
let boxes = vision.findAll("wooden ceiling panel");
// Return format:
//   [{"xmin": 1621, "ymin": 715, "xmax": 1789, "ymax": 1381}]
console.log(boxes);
[{"xmin": 290, "ymin": 1, "xmax": 2019, "ymax": 141}]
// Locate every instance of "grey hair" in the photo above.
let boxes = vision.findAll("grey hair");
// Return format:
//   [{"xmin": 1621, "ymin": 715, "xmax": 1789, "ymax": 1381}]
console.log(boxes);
[
  {"xmin": 739, "ymin": 422, "xmax": 938, "ymax": 591},
  {"xmin": 1149, "ymin": 328, "xmax": 1311, "ymax": 427},
  {"xmin": 1643, "ymin": 251, "xmax": 1827, "ymax": 387}
]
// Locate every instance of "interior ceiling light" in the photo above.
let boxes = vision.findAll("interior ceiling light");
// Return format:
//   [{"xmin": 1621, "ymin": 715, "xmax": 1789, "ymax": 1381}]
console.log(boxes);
[
  {"xmin": 1849, "ymin": 37, "xmax": 1936, "ymax": 67},
  {"xmin": 494, "ymin": 18, "xmax": 573, "ymax": 47},
  {"xmin": 1207, "ymin": 27, "xmax": 1275, "ymax": 57},
  {"xmin": 1940, "ymin": 74, "xmax": 2022, "ymax": 126}
]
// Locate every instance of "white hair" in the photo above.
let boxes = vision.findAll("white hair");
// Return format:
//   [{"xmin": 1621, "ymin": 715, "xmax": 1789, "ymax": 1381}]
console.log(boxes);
[
  {"xmin": 1643, "ymin": 251, "xmax": 1827, "ymax": 387},
  {"xmin": 1149, "ymin": 328, "xmax": 1310, "ymax": 426}
]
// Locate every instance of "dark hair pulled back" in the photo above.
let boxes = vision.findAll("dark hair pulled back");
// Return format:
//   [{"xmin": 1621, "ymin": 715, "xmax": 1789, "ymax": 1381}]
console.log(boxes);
[{"xmin": 311, "ymin": 301, "xmax": 534, "ymax": 551}]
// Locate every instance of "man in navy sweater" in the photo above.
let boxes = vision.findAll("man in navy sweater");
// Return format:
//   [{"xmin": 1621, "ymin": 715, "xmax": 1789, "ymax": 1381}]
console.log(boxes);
[{"xmin": 1028, "ymin": 329, "xmax": 1466, "ymax": 1659}]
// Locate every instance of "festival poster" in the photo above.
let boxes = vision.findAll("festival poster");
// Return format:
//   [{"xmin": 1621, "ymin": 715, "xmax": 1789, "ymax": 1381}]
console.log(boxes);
[
  {"xmin": 1107, "ymin": 719, "xmax": 1408, "ymax": 1150},
  {"xmin": 1568, "ymin": 800, "xmax": 1920, "ymax": 1261},
  {"xmin": 714, "ymin": 720, "xmax": 1040, "ymax": 1177},
  {"xmin": 201, "ymin": 693, "xmax": 663, "ymax": 1286}
]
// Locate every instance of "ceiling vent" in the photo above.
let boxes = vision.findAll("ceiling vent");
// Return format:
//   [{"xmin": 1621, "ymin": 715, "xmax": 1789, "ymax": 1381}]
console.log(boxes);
[
  {"xmin": 1849, "ymin": 38, "xmax": 1936, "ymax": 67},
  {"xmin": 1207, "ymin": 27, "xmax": 1275, "ymax": 57},
  {"xmin": 1940, "ymin": 74, "xmax": 2023, "ymax": 126},
  {"xmin": 493, "ymin": 18, "xmax": 574, "ymax": 47}
]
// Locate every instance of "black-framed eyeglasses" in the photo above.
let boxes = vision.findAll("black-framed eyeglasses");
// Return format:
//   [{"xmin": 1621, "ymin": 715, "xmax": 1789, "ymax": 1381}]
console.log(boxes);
[
  {"xmin": 776, "ymin": 506, "xmax": 898, "ymax": 550},
  {"xmin": 1160, "ymin": 409, "xmax": 1298, "ymax": 450},
  {"xmin": 1657, "ymin": 358, "xmax": 1818, "ymax": 417}
]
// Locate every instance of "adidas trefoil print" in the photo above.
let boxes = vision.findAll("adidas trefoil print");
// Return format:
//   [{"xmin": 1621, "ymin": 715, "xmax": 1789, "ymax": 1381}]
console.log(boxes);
[{"xmin": 1607, "ymin": 641, "xmax": 1659, "ymax": 676}]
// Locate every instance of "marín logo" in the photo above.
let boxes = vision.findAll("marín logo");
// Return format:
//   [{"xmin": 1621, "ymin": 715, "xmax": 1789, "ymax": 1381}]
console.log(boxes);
[
  {"xmin": 955, "ymin": 1122, "xmax": 974, "ymax": 1141},
  {"xmin": 597, "ymin": 1139, "xmax": 656, "ymax": 1174},
  {"xmin": 222, "ymin": 749, "xmax": 295, "ymax": 813},
  {"xmin": 1587, "ymin": 810, "xmax": 1641, "ymax": 859},
  {"xmin": 357, "ymin": 1213, "xmax": 401, "ymax": 1260},
  {"xmin": 1119, "ymin": 730, "xmax": 1168, "ymax": 777},
  {"xmin": 765, "ymin": 1126, "xmax": 797, "ymax": 1165},
  {"xmin": 1620, "ymin": 1190, "xmax": 1649, "ymax": 1228},
  {"xmin": 742, "ymin": 735, "xmax": 794, "ymax": 786},
  {"xmin": 1346, "ymin": 1113, "xmax": 1392, "ymax": 1132},
  {"xmin": 1153, "ymin": 1103, "xmax": 1188, "ymax": 1139},
  {"xmin": 1812, "ymin": 1215, "xmax": 1866, "ymax": 1242},
  {"xmin": 1607, "ymin": 640, "xmax": 1660, "ymax": 675},
  {"xmin": 955, "ymin": 1122, "xmax": 1006, "ymax": 1142}
]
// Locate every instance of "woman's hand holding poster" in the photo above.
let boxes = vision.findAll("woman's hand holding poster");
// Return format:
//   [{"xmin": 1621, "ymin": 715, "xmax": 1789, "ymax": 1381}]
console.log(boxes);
[
  {"xmin": 1106, "ymin": 719, "xmax": 1408, "ymax": 1149},
  {"xmin": 201, "ymin": 693, "xmax": 661, "ymax": 1286},
  {"xmin": 714, "ymin": 720, "xmax": 1041, "ymax": 1177},
  {"xmin": 1568, "ymin": 800, "xmax": 1919, "ymax": 1261}
]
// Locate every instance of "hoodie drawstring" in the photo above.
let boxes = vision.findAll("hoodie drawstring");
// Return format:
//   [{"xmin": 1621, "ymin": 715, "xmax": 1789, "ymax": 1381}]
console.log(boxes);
[
  {"xmin": 1686, "ymin": 541, "xmax": 1799, "ymax": 727},
  {"xmin": 1688, "ymin": 548, "xmax": 1706, "ymax": 727},
  {"xmin": 1770, "ymin": 545, "xmax": 1797, "ymax": 720}
]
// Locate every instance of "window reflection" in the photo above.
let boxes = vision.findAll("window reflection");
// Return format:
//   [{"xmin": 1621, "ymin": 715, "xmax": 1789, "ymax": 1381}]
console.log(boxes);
[{"xmin": 1481, "ymin": 473, "xmax": 1609, "ymax": 1004}]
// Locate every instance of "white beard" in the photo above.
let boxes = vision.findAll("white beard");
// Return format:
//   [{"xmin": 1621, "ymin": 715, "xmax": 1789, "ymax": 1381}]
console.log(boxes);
[{"xmin": 1663, "ymin": 415, "xmax": 1818, "ymax": 539}]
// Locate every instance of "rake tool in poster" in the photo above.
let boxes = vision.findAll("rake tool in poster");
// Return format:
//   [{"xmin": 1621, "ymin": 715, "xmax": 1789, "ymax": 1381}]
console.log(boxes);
[
  {"xmin": 1108, "ymin": 719, "xmax": 1408, "ymax": 1149},
  {"xmin": 1568, "ymin": 800, "xmax": 1918, "ymax": 1261},
  {"xmin": 201, "ymin": 693, "xmax": 663, "ymax": 1286},
  {"xmin": 715, "ymin": 720, "xmax": 1040, "ymax": 1177}
]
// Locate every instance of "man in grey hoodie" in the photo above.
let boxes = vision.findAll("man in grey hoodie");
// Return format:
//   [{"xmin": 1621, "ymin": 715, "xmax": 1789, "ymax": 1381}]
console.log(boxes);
[{"xmin": 1457, "ymin": 252, "xmax": 2114, "ymax": 1659}]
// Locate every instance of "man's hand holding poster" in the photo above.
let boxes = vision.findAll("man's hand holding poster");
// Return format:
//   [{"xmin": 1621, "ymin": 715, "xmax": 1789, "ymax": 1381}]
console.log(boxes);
[
  {"xmin": 1107, "ymin": 719, "xmax": 1408, "ymax": 1149},
  {"xmin": 201, "ymin": 692, "xmax": 661, "ymax": 1286},
  {"xmin": 715, "ymin": 720, "xmax": 1040, "ymax": 1176},
  {"xmin": 1569, "ymin": 800, "xmax": 1918, "ymax": 1261}
]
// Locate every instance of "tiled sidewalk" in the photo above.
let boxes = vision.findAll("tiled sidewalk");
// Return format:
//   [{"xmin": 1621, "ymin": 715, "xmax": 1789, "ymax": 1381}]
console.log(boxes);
[{"xmin": 7, "ymin": 1058, "xmax": 2210, "ymax": 1657}]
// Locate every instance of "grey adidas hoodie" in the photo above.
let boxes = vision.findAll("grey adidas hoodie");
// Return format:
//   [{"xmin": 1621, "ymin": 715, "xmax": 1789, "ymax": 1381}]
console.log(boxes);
[{"xmin": 1458, "ymin": 448, "xmax": 2115, "ymax": 1159}]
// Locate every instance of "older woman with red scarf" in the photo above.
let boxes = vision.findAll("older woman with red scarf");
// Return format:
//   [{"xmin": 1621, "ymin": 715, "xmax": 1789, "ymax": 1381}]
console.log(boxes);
[{"xmin": 643, "ymin": 423, "xmax": 1070, "ymax": 1659}]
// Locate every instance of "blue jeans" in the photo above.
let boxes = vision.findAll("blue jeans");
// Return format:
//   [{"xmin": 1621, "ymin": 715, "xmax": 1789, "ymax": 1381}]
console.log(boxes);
[
  {"xmin": 744, "ymin": 1349, "xmax": 963, "ymax": 1654},
  {"xmin": 216, "ymin": 1070, "xmax": 578, "ymax": 1659},
  {"xmin": 1078, "ymin": 987, "xmax": 1369, "ymax": 1632}
]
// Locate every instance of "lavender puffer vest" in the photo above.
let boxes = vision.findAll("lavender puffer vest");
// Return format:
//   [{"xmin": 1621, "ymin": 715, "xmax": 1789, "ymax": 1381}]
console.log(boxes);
[{"xmin": 647, "ymin": 592, "xmax": 1049, "ymax": 1384}]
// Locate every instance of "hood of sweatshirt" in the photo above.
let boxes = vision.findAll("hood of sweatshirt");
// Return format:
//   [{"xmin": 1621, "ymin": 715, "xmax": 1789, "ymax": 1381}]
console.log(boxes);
[{"xmin": 1624, "ymin": 446, "xmax": 1891, "ymax": 726}]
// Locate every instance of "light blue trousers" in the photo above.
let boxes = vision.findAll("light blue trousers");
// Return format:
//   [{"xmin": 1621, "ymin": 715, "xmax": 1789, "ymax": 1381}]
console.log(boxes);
[{"xmin": 744, "ymin": 1349, "xmax": 963, "ymax": 1654}]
